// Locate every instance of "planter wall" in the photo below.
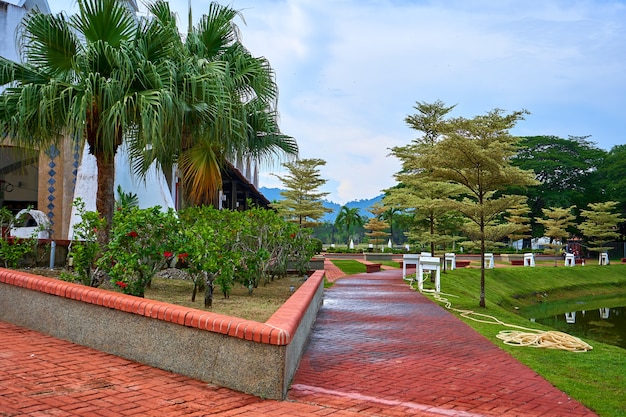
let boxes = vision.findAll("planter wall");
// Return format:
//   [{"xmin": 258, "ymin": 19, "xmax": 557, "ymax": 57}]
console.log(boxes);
[
  {"xmin": 364, "ymin": 253, "xmax": 393, "ymax": 262},
  {"xmin": 0, "ymin": 268, "xmax": 325, "ymax": 400}
]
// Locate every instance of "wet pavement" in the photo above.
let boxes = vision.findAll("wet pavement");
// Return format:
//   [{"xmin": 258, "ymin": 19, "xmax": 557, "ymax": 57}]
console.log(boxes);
[{"xmin": 0, "ymin": 268, "xmax": 597, "ymax": 416}]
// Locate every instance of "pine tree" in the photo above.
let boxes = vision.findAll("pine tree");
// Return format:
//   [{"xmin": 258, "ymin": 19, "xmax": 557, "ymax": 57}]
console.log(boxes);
[
  {"xmin": 387, "ymin": 100, "xmax": 462, "ymax": 255},
  {"xmin": 271, "ymin": 158, "xmax": 333, "ymax": 228},
  {"xmin": 363, "ymin": 203, "xmax": 390, "ymax": 250},
  {"xmin": 579, "ymin": 201, "xmax": 624, "ymax": 259},
  {"xmin": 418, "ymin": 108, "xmax": 538, "ymax": 307},
  {"xmin": 536, "ymin": 206, "xmax": 576, "ymax": 266},
  {"xmin": 506, "ymin": 199, "xmax": 532, "ymax": 252}
]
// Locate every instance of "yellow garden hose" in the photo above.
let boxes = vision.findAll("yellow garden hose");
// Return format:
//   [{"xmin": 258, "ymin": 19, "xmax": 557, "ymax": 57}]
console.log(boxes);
[{"xmin": 421, "ymin": 289, "xmax": 593, "ymax": 352}]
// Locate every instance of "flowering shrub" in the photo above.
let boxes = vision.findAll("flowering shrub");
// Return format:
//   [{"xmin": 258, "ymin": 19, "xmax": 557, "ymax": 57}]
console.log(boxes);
[
  {"xmin": 0, "ymin": 206, "xmax": 37, "ymax": 268},
  {"xmin": 100, "ymin": 206, "xmax": 178, "ymax": 297},
  {"xmin": 62, "ymin": 200, "xmax": 318, "ymax": 302},
  {"xmin": 66, "ymin": 199, "xmax": 106, "ymax": 286}
]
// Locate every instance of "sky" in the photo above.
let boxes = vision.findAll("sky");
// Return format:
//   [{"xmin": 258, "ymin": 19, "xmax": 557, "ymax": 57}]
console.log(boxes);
[{"xmin": 49, "ymin": 0, "xmax": 626, "ymax": 204}]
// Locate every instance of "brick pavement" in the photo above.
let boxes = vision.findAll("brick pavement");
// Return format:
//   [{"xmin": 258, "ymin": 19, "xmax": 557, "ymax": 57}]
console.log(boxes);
[{"xmin": 0, "ymin": 267, "xmax": 598, "ymax": 416}]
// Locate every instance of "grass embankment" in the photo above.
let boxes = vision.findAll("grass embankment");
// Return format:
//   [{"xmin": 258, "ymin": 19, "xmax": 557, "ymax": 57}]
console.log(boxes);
[{"xmin": 331, "ymin": 260, "xmax": 626, "ymax": 417}]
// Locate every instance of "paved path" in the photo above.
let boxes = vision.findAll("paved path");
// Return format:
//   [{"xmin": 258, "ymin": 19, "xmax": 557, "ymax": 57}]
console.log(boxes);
[{"xmin": 0, "ymin": 268, "xmax": 597, "ymax": 416}]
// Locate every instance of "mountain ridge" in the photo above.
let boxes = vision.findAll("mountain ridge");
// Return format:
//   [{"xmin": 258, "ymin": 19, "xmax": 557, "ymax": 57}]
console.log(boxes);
[{"xmin": 259, "ymin": 187, "xmax": 383, "ymax": 222}]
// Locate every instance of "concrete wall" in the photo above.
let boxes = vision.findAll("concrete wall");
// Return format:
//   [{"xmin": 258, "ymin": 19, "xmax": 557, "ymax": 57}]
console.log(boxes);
[{"xmin": 0, "ymin": 268, "xmax": 325, "ymax": 399}]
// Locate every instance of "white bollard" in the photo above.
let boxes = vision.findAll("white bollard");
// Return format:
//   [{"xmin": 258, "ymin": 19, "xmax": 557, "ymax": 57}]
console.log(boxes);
[
  {"xmin": 483, "ymin": 253, "xmax": 494, "ymax": 269},
  {"xmin": 523, "ymin": 253, "xmax": 535, "ymax": 267}
]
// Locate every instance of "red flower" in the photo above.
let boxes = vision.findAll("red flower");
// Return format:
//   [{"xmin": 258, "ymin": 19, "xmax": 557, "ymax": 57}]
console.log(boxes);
[
  {"xmin": 178, "ymin": 253, "xmax": 189, "ymax": 260},
  {"xmin": 163, "ymin": 251, "xmax": 173, "ymax": 258},
  {"xmin": 127, "ymin": 231, "xmax": 138, "ymax": 238},
  {"xmin": 115, "ymin": 281, "xmax": 128, "ymax": 289},
  {"xmin": 290, "ymin": 233, "xmax": 296, "ymax": 239}
]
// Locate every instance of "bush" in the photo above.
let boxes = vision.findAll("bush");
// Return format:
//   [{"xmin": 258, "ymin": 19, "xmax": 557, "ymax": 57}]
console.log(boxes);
[{"xmin": 311, "ymin": 238, "xmax": 323, "ymax": 254}]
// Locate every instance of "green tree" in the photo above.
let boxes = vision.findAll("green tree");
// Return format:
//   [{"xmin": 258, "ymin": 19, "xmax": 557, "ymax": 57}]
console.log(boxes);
[
  {"xmin": 505, "ymin": 199, "xmax": 532, "ymax": 252},
  {"xmin": 100, "ymin": 206, "xmax": 179, "ymax": 297},
  {"xmin": 419, "ymin": 108, "xmax": 537, "ymax": 307},
  {"xmin": 140, "ymin": 2, "xmax": 297, "ymax": 207},
  {"xmin": 579, "ymin": 201, "xmax": 624, "ymax": 260},
  {"xmin": 334, "ymin": 206, "xmax": 364, "ymax": 246},
  {"xmin": 387, "ymin": 100, "xmax": 461, "ymax": 255},
  {"xmin": 596, "ymin": 145, "xmax": 626, "ymax": 213},
  {"xmin": 0, "ymin": 0, "xmax": 184, "ymax": 244},
  {"xmin": 512, "ymin": 135, "xmax": 606, "ymax": 238},
  {"xmin": 272, "ymin": 158, "xmax": 333, "ymax": 227},
  {"xmin": 536, "ymin": 206, "xmax": 576, "ymax": 266}
]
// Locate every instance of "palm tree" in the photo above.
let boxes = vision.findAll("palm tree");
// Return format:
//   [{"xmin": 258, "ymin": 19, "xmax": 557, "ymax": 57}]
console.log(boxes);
[
  {"xmin": 335, "ymin": 206, "xmax": 364, "ymax": 246},
  {"xmin": 138, "ymin": 1, "xmax": 297, "ymax": 207},
  {"xmin": 0, "ymin": 0, "xmax": 183, "ymax": 244}
]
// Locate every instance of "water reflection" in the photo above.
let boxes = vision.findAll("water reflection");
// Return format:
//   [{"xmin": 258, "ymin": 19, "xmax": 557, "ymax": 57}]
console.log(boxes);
[{"xmin": 534, "ymin": 306, "xmax": 625, "ymax": 349}]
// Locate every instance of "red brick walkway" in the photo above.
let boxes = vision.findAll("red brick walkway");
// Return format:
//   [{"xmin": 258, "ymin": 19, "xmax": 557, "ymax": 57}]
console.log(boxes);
[
  {"xmin": 324, "ymin": 258, "xmax": 347, "ymax": 282},
  {"xmin": 0, "ymin": 268, "xmax": 598, "ymax": 416}
]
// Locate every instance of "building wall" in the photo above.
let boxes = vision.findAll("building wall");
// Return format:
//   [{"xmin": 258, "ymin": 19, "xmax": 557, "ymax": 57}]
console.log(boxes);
[{"xmin": 37, "ymin": 138, "xmax": 80, "ymax": 240}]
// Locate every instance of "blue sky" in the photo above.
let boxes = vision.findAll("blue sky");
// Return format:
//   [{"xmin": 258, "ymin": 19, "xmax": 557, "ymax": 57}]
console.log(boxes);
[{"xmin": 50, "ymin": 0, "xmax": 626, "ymax": 204}]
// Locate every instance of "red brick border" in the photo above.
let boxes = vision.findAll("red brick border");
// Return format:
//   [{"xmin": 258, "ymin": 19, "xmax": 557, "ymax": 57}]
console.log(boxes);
[{"xmin": 0, "ymin": 267, "xmax": 324, "ymax": 346}]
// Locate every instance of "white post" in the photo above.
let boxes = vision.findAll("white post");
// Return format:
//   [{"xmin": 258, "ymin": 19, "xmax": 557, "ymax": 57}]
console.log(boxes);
[
  {"xmin": 445, "ymin": 253, "xmax": 456, "ymax": 270},
  {"xmin": 403, "ymin": 254, "xmax": 420, "ymax": 282},
  {"xmin": 523, "ymin": 253, "xmax": 535, "ymax": 267},
  {"xmin": 599, "ymin": 252, "xmax": 609, "ymax": 265},
  {"xmin": 484, "ymin": 253, "xmax": 494, "ymax": 269}
]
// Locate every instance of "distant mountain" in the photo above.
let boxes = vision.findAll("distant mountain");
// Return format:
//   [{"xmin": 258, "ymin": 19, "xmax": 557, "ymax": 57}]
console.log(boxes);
[{"xmin": 259, "ymin": 187, "xmax": 383, "ymax": 222}]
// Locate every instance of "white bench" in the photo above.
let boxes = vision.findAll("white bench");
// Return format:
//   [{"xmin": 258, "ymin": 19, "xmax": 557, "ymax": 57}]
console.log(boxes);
[
  {"xmin": 523, "ymin": 253, "xmax": 535, "ymax": 267},
  {"xmin": 444, "ymin": 253, "xmax": 456, "ymax": 270},
  {"xmin": 402, "ymin": 254, "xmax": 420, "ymax": 281},
  {"xmin": 416, "ymin": 256, "xmax": 441, "ymax": 292},
  {"xmin": 599, "ymin": 253, "xmax": 609, "ymax": 265}
]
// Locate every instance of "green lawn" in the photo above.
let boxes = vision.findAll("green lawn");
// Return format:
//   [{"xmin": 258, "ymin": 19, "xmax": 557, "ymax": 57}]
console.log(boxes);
[{"xmin": 331, "ymin": 261, "xmax": 626, "ymax": 417}]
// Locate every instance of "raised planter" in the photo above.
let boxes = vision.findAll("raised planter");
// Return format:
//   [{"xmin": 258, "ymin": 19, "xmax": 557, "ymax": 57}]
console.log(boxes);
[
  {"xmin": 364, "ymin": 253, "xmax": 393, "ymax": 262},
  {"xmin": 456, "ymin": 260, "xmax": 471, "ymax": 268},
  {"xmin": 365, "ymin": 263, "xmax": 382, "ymax": 273},
  {"xmin": 0, "ymin": 268, "xmax": 325, "ymax": 400},
  {"xmin": 287, "ymin": 255, "xmax": 325, "ymax": 272},
  {"xmin": 308, "ymin": 255, "xmax": 325, "ymax": 270}
]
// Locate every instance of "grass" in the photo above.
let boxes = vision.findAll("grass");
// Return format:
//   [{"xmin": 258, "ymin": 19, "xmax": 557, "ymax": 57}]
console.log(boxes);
[
  {"xmin": 330, "ymin": 259, "xmax": 367, "ymax": 274},
  {"xmin": 144, "ymin": 275, "xmax": 306, "ymax": 322},
  {"xmin": 332, "ymin": 261, "xmax": 626, "ymax": 417}
]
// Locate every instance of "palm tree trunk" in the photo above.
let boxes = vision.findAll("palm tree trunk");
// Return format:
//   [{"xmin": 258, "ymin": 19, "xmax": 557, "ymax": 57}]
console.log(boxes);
[{"xmin": 95, "ymin": 151, "xmax": 116, "ymax": 246}]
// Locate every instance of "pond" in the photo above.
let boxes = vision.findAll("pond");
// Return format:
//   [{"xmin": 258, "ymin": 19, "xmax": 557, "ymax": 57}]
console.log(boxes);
[{"xmin": 521, "ymin": 297, "xmax": 626, "ymax": 350}]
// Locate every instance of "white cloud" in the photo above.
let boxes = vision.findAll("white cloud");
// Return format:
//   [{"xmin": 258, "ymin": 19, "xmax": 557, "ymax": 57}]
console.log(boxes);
[{"xmin": 48, "ymin": 0, "xmax": 626, "ymax": 205}]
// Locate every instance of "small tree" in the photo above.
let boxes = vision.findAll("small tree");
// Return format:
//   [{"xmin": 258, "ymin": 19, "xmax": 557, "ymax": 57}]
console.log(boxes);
[
  {"xmin": 536, "ymin": 206, "xmax": 576, "ymax": 266},
  {"xmin": 579, "ymin": 201, "xmax": 624, "ymax": 261},
  {"xmin": 100, "ymin": 206, "xmax": 178, "ymax": 296},
  {"xmin": 67, "ymin": 199, "xmax": 106, "ymax": 286},
  {"xmin": 505, "ymin": 200, "xmax": 532, "ymax": 252},
  {"xmin": 272, "ymin": 158, "xmax": 333, "ymax": 227},
  {"xmin": 418, "ymin": 108, "xmax": 538, "ymax": 307},
  {"xmin": 388, "ymin": 100, "xmax": 461, "ymax": 256},
  {"xmin": 363, "ymin": 203, "xmax": 390, "ymax": 250}
]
